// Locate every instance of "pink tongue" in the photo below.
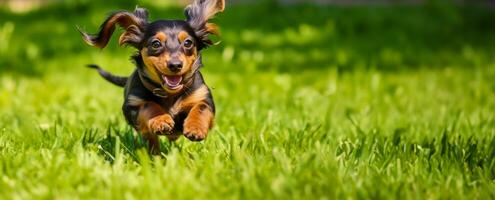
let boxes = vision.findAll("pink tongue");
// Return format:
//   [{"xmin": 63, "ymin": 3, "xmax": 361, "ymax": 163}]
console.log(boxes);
[{"xmin": 164, "ymin": 75, "xmax": 182, "ymax": 87}]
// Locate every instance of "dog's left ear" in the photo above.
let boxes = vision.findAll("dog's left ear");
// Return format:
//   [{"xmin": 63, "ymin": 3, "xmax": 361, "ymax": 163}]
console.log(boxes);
[{"xmin": 184, "ymin": 0, "xmax": 225, "ymax": 49}]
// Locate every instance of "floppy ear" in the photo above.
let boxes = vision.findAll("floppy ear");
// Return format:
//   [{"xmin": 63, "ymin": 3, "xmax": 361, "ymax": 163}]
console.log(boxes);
[
  {"xmin": 78, "ymin": 7, "xmax": 149, "ymax": 48},
  {"xmin": 184, "ymin": 0, "xmax": 225, "ymax": 49}
]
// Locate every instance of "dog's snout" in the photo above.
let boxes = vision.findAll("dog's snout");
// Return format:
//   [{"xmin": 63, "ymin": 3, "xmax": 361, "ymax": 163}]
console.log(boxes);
[{"xmin": 167, "ymin": 60, "xmax": 183, "ymax": 72}]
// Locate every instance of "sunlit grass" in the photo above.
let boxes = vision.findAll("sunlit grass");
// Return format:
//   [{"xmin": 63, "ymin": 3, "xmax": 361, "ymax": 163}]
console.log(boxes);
[{"xmin": 0, "ymin": 2, "xmax": 495, "ymax": 199}]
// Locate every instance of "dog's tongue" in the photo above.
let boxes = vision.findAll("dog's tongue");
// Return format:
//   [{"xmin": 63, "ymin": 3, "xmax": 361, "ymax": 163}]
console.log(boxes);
[{"xmin": 163, "ymin": 75, "xmax": 182, "ymax": 88}]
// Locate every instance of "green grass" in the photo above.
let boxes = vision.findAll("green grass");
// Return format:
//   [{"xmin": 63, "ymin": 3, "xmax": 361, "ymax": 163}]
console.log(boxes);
[{"xmin": 1, "ymin": 2, "xmax": 495, "ymax": 199}]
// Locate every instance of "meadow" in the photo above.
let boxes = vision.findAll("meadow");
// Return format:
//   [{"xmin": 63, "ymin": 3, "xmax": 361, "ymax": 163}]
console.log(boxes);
[{"xmin": 0, "ymin": 1, "xmax": 495, "ymax": 199}]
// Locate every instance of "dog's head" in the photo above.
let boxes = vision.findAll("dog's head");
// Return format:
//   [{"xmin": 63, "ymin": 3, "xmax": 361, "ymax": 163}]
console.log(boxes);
[{"xmin": 79, "ymin": 0, "xmax": 224, "ymax": 93}]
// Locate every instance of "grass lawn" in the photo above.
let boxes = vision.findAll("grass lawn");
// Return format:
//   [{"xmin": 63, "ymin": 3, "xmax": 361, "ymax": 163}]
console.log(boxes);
[{"xmin": 0, "ymin": 2, "xmax": 495, "ymax": 199}]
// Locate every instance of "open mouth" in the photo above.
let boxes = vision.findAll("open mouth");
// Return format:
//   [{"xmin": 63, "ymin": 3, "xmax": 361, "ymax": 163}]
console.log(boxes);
[{"xmin": 162, "ymin": 75, "xmax": 183, "ymax": 90}]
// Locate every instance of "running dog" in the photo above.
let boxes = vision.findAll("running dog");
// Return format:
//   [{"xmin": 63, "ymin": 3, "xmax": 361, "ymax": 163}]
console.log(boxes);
[{"xmin": 78, "ymin": 0, "xmax": 224, "ymax": 153}]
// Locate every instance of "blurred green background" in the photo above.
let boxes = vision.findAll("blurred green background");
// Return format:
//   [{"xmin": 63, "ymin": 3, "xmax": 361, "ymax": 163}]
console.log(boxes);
[
  {"xmin": 1, "ymin": 0, "xmax": 495, "ymax": 75},
  {"xmin": 0, "ymin": 0, "xmax": 495, "ymax": 199}
]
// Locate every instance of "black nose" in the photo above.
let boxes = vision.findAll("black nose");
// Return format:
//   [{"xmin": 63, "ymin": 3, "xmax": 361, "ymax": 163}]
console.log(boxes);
[{"xmin": 167, "ymin": 60, "xmax": 183, "ymax": 72}]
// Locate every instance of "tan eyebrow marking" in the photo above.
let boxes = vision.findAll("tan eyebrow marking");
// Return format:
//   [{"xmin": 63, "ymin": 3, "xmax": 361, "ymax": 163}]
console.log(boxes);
[
  {"xmin": 155, "ymin": 32, "xmax": 167, "ymax": 42},
  {"xmin": 178, "ymin": 31, "xmax": 189, "ymax": 43}
]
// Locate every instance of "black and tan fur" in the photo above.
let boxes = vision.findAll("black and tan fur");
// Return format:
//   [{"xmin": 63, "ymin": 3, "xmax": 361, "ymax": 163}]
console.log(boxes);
[{"xmin": 78, "ymin": 0, "xmax": 224, "ymax": 154}]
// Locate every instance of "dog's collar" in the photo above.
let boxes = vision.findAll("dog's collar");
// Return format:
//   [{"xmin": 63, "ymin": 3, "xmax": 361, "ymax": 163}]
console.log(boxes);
[
  {"xmin": 138, "ymin": 56, "xmax": 202, "ymax": 98},
  {"xmin": 138, "ymin": 72, "xmax": 169, "ymax": 98}
]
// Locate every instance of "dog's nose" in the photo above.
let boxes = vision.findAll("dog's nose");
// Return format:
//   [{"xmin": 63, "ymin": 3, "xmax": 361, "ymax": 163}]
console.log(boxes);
[{"xmin": 167, "ymin": 60, "xmax": 183, "ymax": 73}]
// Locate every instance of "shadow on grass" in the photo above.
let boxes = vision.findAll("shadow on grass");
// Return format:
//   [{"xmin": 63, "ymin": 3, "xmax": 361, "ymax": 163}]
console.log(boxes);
[
  {"xmin": 81, "ymin": 124, "xmax": 181, "ymax": 162},
  {"xmin": 337, "ymin": 119, "xmax": 495, "ymax": 179}
]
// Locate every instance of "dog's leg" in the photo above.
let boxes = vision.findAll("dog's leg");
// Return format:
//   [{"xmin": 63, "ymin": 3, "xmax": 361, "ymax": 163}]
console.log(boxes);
[
  {"xmin": 137, "ymin": 102, "xmax": 175, "ymax": 154},
  {"xmin": 142, "ymin": 132, "xmax": 160, "ymax": 155},
  {"xmin": 183, "ymin": 102, "xmax": 214, "ymax": 141}
]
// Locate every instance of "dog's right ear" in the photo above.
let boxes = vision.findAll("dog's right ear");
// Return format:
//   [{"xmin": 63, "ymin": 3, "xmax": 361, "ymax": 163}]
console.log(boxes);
[
  {"xmin": 78, "ymin": 7, "xmax": 149, "ymax": 49},
  {"xmin": 184, "ymin": 0, "xmax": 225, "ymax": 49}
]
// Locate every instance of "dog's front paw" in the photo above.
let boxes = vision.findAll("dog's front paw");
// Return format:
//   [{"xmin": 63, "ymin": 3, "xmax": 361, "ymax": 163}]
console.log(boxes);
[
  {"xmin": 183, "ymin": 123, "xmax": 208, "ymax": 141},
  {"xmin": 148, "ymin": 114, "xmax": 174, "ymax": 135}
]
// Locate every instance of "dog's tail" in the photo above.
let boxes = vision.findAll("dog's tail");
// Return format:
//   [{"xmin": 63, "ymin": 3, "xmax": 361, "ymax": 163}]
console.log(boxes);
[{"xmin": 87, "ymin": 64, "xmax": 128, "ymax": 87}]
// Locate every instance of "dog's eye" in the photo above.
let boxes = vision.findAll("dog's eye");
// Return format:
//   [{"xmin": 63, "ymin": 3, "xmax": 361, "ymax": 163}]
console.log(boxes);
[
  {"xmin": 183, "ymin": 39, "xmax": 193, "ymax": 48},
  {"xmin": 151, "ymin": 40, "xmax": 162, "ymax": 49}
]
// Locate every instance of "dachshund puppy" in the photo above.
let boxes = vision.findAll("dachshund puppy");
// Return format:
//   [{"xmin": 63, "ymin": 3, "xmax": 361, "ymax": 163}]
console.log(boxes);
[{"xmin": 78, "ymin": 0, "xmax": 225, "ymax": 153}]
